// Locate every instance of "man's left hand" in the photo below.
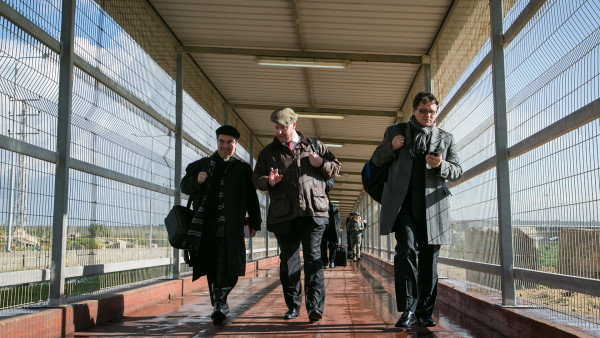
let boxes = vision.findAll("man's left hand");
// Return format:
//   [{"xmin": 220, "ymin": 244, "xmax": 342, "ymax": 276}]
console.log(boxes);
[
  {"xmin": 309, "ymin": 153, "xmax": 324, "ymax": 167},
  {"xmin": 249, "ymin": 228, "xmax": 257, "ymax": 237},
  {"xmin": 426, "ymin": 153, "xmax": 442, "ymax": 168}
]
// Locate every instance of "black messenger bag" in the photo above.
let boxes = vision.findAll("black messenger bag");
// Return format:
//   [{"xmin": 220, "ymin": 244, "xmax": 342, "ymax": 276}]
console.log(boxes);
[{"xmin": 164, "ymin": 198, "xmax": 193, "ymax": 249}]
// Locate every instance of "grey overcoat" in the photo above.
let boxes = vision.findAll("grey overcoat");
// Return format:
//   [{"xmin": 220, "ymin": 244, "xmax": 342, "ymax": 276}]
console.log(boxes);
[{"xmin": 372, "ymin": 123, "xmax": 462, "ymax": 245}]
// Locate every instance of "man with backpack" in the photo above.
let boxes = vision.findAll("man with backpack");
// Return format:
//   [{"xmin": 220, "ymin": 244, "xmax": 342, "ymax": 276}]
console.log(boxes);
[
  {"xmin": 372, "ymin": 92, "xmax": 462, "ymax": 328},
  {"xmin": 252, "ymin": 107, "xmax": 340, "ymax": 322}
]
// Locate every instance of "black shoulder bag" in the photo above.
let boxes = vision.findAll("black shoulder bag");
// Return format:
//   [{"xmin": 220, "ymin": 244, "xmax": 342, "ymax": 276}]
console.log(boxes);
[{"xmin": 164, "ymin": 197, "xmax": 194, "ymax": 250}]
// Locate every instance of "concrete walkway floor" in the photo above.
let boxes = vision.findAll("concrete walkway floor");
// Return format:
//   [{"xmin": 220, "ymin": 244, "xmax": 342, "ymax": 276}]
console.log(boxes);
[{"xmin": 67, "ymin": 258, "xmax": 506, "ymax": 337}]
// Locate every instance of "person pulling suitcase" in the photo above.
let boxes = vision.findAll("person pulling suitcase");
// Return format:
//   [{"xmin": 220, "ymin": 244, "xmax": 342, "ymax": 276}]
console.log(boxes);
[{"xmin": 321, "ymin": 182, "xmax": 341, "ymax": 269}]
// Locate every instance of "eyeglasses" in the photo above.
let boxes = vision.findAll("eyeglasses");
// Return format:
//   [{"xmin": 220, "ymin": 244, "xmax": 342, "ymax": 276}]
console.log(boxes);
[{"xmin": 417, "ymin": 109, "xmax": 437, "ymax": 116}]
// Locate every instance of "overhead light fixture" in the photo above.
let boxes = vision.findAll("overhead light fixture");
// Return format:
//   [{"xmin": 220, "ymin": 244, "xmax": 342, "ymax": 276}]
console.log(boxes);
[
  {"xmin": 255, "ymin": 56, "xmax": 351, "ymax": 69},
  {"xmin": 297, "ymin": 113, "xmax": 346, "ymax": 120},
  {"xmin": 324, "ymin": 143, "xmax": 344, "ymax": 148}
]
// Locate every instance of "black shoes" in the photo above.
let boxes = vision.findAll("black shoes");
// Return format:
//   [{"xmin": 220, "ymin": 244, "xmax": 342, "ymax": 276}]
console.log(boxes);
[
  {"xmin": 283, "ymin": 308, "xmax": 299, "ymax": 319},
  {"xmin": 417, "ymin": 315, "xmax": 436, "ymax": 327},
  {"xmin": 308, "ymin": 310, "xmax": 322, "ymax": 322},
  {"xmin": 211, "ymin": 302, "xmax": 230, "ymax": 325},
  {"xmin": 323, "ymin": 262, "xmax": 335, "ymax": 269},
  {"xmin": 395, "ymin": 311, "xmax": 416, "ymax": 327},
  {"xmin": 283, "ymin": 308, "xmax": 321, "ymax": 321}
]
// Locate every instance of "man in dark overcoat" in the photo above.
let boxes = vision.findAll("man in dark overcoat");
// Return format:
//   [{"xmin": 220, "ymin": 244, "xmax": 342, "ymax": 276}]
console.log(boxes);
[
  {"xmin": 180, "ymin": 125, "xmax": 261, "ymax": 326},
  {"xmin": 372, "ymin": 92, "xmax": 462, "ymax": 328}
]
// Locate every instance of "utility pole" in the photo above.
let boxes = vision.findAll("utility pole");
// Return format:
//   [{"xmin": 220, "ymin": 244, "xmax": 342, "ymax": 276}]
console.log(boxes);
[{"xmin": 2, "ymin": 52, "xmax": 48, "ymax": 251}]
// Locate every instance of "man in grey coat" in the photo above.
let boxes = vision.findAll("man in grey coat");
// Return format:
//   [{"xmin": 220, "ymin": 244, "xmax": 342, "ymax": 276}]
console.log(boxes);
[{"xmin": 372, "ymin": 92, "xmax": 462, "ymax": 328}]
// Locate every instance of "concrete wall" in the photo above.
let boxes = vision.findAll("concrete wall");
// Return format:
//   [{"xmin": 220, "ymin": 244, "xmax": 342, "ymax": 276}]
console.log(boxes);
[
  {"xmin": 558, "ymin": 228, "xmax": 600, "ymax": 279},
  {"xmin": 464, "ymin": 226, "xmax": 539, "ymax": 290}
]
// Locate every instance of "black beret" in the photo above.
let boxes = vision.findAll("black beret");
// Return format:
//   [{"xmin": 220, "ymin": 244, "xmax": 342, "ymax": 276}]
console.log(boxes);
[{"xmin": 216, "ymin": 125, "xmax": 240, "ymax": 139}]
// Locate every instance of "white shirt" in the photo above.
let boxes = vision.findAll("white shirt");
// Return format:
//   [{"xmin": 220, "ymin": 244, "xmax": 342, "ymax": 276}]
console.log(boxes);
[{"xmin": 282, "ymin": 132, "xmax": 300, "ymax": 150}]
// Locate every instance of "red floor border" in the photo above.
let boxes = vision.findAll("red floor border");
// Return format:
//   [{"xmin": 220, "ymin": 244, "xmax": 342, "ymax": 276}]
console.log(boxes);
[{"xmin": 0, "ymin": 256, "xmax": 280, "ymax": 337}]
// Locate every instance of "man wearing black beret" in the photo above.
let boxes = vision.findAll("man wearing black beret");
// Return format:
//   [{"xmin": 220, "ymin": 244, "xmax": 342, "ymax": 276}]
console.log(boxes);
[{"xmin": 180, "ymin": 124, "xmax": 261, "ymax": 326}]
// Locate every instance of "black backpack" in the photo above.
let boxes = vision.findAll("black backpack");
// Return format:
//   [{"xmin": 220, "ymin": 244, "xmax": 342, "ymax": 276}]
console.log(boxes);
[
  {"xmin": 309, "ymin": 137, "xmax": 335, "ymax": 192},
  {"xmin": 361, "ymin": 124, "xmax": 405, "ymax": 203}
]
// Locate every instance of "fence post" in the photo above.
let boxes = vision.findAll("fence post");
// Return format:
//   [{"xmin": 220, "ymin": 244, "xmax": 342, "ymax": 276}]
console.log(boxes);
[
  {"xmin": 489, "ymin": 0, "xmax": 516, "ymax": 306},
  {"xmin": 49, "ymin": 0, "xmax": 76, "ymax": 307},
  {"xmin": 172, "ymin": 51, "xmax": 183, "ymax": 279}
]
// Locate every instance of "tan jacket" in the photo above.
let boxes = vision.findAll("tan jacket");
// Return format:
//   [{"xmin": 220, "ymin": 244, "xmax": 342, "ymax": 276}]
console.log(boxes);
[{"xmin": 252, "ymin": 131, "xmax": 340, "ymax": 226}]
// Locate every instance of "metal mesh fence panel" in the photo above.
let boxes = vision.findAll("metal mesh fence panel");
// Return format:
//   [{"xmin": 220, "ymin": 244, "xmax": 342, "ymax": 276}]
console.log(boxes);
[
  {"xmin": 433, "ymin": 0, "xmax": 600, "ymax": 327},
  {"xmin": 504, "ymin": 0, "xmax": 600, "ymax": 326},
  {"xmin": 0, "ymin": 0, "xmax": 269, "ymax": 314},
  {"xmin": 75, "ymin": 0, "xmax": 175, "ymax": 123},
  {"xmin": 2, "ymin": 0, "xmax": 61, "ymax": 41},
  {"xmin": 1, "ymin": 2, "xmax": 59, "ymax": 312}
]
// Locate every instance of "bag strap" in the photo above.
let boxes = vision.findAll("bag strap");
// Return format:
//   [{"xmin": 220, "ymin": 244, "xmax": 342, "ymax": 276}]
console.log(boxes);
[
  {"xmin": 391, "ymin": 123, "xmax": 407, "ymax": 138},
  {"xmin": 185, "ymin": 157, "xmax": 211, "ymax": 210},
  {"xmin": 309, "ymin": 137, "xmax": 319, "ymax": 155}
]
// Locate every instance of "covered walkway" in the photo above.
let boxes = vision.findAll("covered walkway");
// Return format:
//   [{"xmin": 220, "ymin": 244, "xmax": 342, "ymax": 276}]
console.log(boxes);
[
  {"xmin": 2, "ymin": 1, "xmax": 600, "ymax": 336},
  {"xmin": 60, "ymin": 255, "xmax": 582, "ymax": 337}
]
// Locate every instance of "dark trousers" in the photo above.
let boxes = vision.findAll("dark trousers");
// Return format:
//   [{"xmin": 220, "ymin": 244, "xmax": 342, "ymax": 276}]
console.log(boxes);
[
  {"xmin": 346, "ymin": 230, "xmax": 354, "ymax": 258},
  {"xmin": 393, "ymin": 209, "xmax": 440, "ymax": 317},
  {"xmin": 320, "ymin": 230, "xmax": 338, "ymax": 266},
  {"xmin": 205, "ymin": 237, "xmax": 238, "ymax": 307},
  {"xmin": 274, "ymin": 217, "xmax": 326, "ymax": 314}
]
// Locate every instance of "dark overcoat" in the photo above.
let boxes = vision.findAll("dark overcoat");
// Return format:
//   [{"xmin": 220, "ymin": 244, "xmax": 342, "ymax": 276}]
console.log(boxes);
[
  {"xmin": 180, "ymin": 153, "xmax": 262, "ymax": 281},
  {"xmin": 372, "ymin": 123, "xmax": 462, "ymax": 244}
]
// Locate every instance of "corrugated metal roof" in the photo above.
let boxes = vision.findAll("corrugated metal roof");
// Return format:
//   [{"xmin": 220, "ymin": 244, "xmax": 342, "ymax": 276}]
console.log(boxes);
[{"xmin": 148, "ymin": 0, "xmax": 453, "ymax": 214}]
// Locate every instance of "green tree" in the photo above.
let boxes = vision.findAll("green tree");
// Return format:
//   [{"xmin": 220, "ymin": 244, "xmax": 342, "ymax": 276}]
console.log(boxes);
[{"xmin": 88, "ymin": 223, "xmax": 110, "ymax": 238}]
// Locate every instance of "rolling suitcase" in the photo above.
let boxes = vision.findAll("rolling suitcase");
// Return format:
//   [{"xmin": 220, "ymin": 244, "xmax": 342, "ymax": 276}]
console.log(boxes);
[{"xmin": 334, "ymin": 245, "xmax": 347, "ymax": 267}]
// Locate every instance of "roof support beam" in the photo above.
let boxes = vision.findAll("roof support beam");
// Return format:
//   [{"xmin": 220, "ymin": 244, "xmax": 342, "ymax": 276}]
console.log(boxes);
[
  {"xmin": 330, "ymin": 179, "xmax": 363, "ymax": 185},
  {"xmin": 339, "ymin": 171, "xmax": 362, "ymax": 176},
  {"xmin": 330, "ymin": 187, "xmax": 364, "ymax": 192},
  {"xmin": 255, "ymin": 134, "xmax": 379, "ymax": 146},
  {"xmin": 182, "ymin": 46, "xmax": 424, "ymax": 64},
  {"xmin": 225, "ymin": 103, "xmax": 397, "ymax": 118},
  {"xmin": 337, "ymin": 157, "xmax": 369, "ymax": 163}
]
